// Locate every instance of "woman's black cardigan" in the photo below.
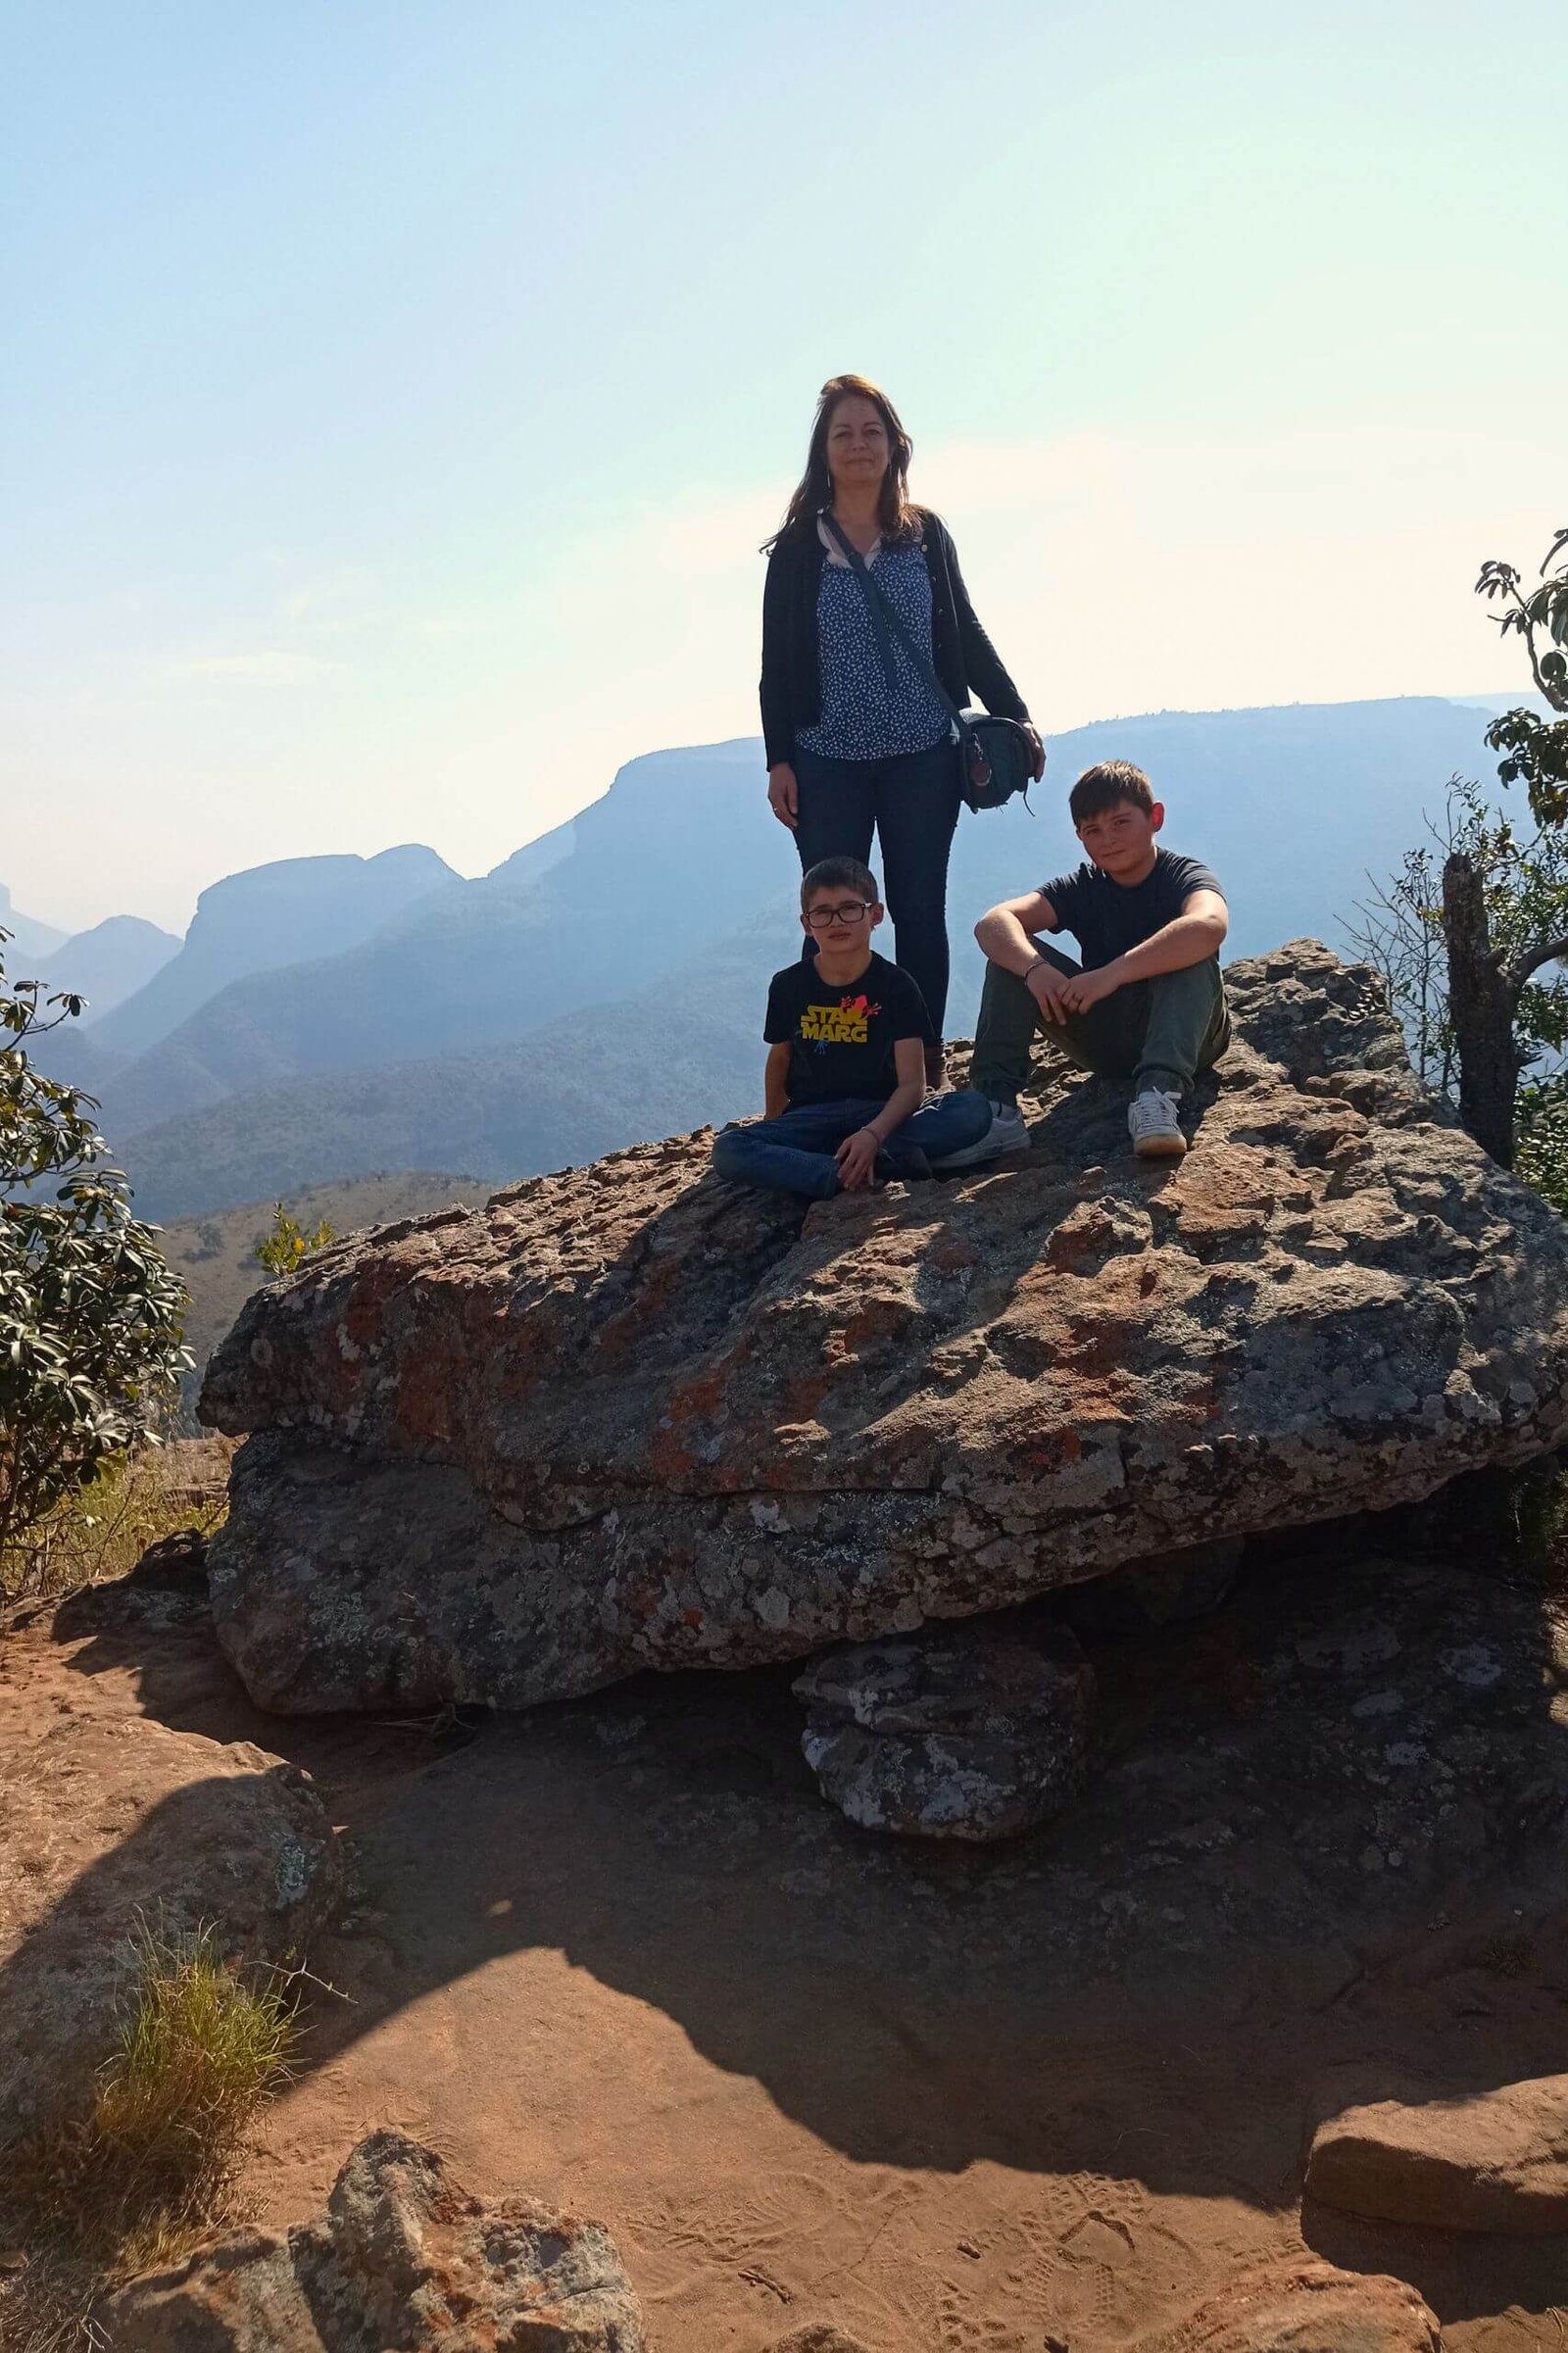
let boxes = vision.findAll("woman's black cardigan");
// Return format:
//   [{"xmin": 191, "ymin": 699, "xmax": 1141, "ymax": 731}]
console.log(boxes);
[{"xmin": 760, "ymin": 507, "xmax": 1032, "ymax": 768}]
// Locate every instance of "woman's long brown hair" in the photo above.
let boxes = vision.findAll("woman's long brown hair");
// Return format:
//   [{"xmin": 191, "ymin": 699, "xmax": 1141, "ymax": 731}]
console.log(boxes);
[{"xmin": 764, "ymin": 373, "xmax": 919, "ymax": 552}]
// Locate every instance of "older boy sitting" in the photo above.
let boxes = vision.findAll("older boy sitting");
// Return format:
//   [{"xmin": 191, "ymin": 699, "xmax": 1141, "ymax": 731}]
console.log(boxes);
[
  {"xmin": 938, "ymin": 760, "xmax": 1230, "ymax": 1166},
  {"xmin": 712, "ymin": 857, "xmax": 990, "ymax": 1200}
]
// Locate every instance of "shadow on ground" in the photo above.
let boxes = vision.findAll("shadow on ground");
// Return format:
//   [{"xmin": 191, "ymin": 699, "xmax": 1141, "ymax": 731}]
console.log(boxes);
[{"xmin": 17, "ymin": 1511, "xmax": 1568, "ymax": 2335}]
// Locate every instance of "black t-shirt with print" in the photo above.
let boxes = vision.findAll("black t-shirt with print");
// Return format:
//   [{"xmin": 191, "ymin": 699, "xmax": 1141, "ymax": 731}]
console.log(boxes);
[
  {"xmin": 764, "ymin": 950, "xmax": 935, "ymax": 1105},
  {"xmin": 1038, "ymin": 849, "xmax": 1223, "ymax": 971}
]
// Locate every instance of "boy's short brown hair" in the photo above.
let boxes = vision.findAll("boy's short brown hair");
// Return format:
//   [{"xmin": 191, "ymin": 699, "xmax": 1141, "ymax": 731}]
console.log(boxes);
[
  {"xmin": 801, "ymin": 856, "xmax": 879, "ymax": 912},
  {"xmin": 1068, "ymin": 760, "xmax": 1156, "ymax": 827}
]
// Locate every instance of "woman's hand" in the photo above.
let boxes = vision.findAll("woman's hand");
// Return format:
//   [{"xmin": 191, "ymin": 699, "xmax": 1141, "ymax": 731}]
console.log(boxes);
[
  {"xmin": 835, "ymin": 1126, "xmax": 882, "ymax": 1191},
  {"xmin": 1022, "ymin": 723, "xmax": 1046, "ymax": 781},
  {"xmin": 767, "ymin": 762, "xmax": 799, "ymax": 829}
]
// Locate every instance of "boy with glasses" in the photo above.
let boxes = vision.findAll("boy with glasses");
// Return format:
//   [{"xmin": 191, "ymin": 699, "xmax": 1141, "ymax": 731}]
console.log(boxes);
[{"xmin": 712, "ymin": 857, "xmax": 991, "ymax": 1200}]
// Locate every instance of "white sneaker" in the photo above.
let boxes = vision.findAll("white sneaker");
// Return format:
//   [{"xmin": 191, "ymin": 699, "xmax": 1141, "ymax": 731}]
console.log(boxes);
[
  {"xmin": 930, "ymin": 1098, "xmax": 1028, "ymax": 1170},
  {"xmin": 1129, "ymin": 1089, "xmax": 1187, "ymax": 1158}
]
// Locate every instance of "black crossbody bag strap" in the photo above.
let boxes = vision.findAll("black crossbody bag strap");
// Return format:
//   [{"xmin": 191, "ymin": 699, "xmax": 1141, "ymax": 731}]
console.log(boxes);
[
  {"xmin": 818, "ymin": 512, "xmax": 962, "ymax": 728},
  {"xmin": 818, "ymin": 512, "xmax": 1035, "ymax": 814}
]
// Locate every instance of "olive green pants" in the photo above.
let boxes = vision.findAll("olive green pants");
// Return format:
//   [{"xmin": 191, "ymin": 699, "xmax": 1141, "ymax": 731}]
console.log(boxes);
[{"xmin": 968, "ymin": 944, "xmax": 1229, "ymax": 1105}]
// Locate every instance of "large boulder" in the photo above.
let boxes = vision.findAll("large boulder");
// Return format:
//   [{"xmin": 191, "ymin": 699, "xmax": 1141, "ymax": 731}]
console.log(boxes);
[
  {"xmin": 98, "ymin": 2129, "xmax": 647, "ymax": 2350},
  {"xmin": 0, "ymin": 1709, "xmax": 338, "ymax": 2136},
  {"xmin": 201, "ymin": 942, "xmax": 1568, "ymax": 1715}
]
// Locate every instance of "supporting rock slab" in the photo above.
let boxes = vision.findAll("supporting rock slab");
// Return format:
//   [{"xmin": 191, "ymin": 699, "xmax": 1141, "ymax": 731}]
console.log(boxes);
[
  {"xmin": 200, "ymin": 942, "xmax": 1568, "ymax": 1715},
  {"xmin": 1306, "ymin": 2073, "xmax": 1568, "ymax": 2234},
  {"xmin": 795, "ymin": 1621, "xmax": 1094, "ymax": 1839},
  {"xmin": 98, "ymin": 2128, "xmax": 648, "ymax": 2350}
]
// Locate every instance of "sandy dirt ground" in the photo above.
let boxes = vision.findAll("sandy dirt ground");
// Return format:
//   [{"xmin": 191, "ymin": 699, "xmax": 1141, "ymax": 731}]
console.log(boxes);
[{"xmin": 8, "ymin": 1522, "xmax": 1568, "ymax": 2349}]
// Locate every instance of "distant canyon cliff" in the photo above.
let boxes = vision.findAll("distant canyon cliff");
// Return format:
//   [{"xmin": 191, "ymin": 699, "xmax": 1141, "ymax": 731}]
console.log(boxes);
[{"xmin": 8, "ymin": 698, "xmax": 1516, "ymax": 1221}]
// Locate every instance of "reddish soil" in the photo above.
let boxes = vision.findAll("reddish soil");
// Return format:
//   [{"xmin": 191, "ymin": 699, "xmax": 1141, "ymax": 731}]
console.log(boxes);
[{"xmin": 7, "ymin": 1523, "xmax": 1568, "ymax": 2350}]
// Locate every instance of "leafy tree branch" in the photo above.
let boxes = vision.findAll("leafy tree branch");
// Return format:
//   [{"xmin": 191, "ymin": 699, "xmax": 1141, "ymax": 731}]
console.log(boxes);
[{"xmin": 1, "ymin": 932, "xmax": 190, "ymax": 1558}]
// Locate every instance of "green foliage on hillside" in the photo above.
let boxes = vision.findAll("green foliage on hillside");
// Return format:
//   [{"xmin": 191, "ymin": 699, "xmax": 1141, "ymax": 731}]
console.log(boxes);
[{"xmin": 0, "ymin": 933, "xmax": 189, "ymax": 1555}]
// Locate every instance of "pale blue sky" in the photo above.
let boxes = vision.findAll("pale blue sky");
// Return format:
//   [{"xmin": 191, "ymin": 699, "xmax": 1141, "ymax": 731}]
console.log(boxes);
[{"xmin": 6, "ymin": 0, "xmax": 1565, "ymax": 931}]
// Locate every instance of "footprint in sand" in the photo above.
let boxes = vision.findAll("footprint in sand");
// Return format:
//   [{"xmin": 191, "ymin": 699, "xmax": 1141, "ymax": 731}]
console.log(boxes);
[{"xmin": 989, "ymin": 2176, "xmax": 1205, "ymax": 2345}]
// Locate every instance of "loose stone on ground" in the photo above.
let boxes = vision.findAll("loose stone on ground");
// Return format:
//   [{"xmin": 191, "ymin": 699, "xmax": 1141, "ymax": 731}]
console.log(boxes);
[
  {"xmin": 1306, "ymin": 2074, "xmax": 1568, "ymax": 2235},
  {"xmin": 0, "ymin": 1702, "xmax": 338, "ymax": 2139},
  {"xmin": 1134, "ymin": 2256, "xmax": 1443, "ymax": 2351},
  {"xmin": 98, "ymin": 2129, "xmax": 648, "ymax": 2351}
]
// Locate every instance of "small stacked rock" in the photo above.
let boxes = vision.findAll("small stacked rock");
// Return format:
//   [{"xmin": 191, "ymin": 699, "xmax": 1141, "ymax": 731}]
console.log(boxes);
[{"xmin": 794, "ymin": 1621, "xmax": 1095, "ymax": 1840}]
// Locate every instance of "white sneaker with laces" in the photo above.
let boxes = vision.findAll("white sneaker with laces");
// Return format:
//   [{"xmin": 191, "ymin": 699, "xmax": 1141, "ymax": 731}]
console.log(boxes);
[
  {"xmin": 1129, "ymin": 1088, "xmax": 1187, "ymax": 1158},
  {"xmin": 930, "ymin": 1098, "xmax": 1028, "ymax": 1170}
]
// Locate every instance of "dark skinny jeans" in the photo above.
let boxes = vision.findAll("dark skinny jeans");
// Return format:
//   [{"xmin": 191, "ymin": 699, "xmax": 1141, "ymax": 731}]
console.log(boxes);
[{"xmin": 792, "ymin": 737, "xmax": 961, "ymax": 1036}]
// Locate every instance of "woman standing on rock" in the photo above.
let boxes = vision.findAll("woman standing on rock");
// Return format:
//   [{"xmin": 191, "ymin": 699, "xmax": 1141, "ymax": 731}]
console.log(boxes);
[{"xmin": 760, "ymin": 373, "xmax": 1043, "ymax": 1082}]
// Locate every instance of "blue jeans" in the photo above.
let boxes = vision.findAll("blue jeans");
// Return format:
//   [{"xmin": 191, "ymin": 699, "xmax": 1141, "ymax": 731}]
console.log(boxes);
[
  {"xmin": 712, "ymin": 1093, "xmax": 992, "ymax": 1201},
  {"xmin": 793, "ymin": 737, "xmax": 962, "ymax": 1035}
]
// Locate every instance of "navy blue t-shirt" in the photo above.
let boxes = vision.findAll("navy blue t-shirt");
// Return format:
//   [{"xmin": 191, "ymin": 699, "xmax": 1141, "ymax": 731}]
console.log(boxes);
[
  {"xmin": 1039, "ymin": 850, "xmax": 1222, "ymax": 971},
  {"xmin": 764, "ymin": 950, "xmax": 934, "ymax": 1105}
]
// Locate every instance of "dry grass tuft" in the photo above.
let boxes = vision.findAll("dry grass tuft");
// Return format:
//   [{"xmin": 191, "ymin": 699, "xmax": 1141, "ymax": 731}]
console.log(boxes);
[
  {"xmin": 0, "ymin": 2254, "xmax": 109, "ymax": 2353},
  {"xmin": 0, "ymin": 1443, "xmax": 229, "ymax": 1610},
  {"xmin": 2, "ymin": 1917, "xmax": 300, "ymax": 2297}
]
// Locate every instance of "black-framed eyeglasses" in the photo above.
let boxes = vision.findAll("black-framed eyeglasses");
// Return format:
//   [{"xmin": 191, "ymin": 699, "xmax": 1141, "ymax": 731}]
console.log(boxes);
[{"xmin": 806, "ymin": 901, "xmax": 873, "ymax": 930}]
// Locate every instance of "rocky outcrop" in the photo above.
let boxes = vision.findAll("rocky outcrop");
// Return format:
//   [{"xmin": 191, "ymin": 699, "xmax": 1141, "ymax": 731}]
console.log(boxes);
[
  {"xmin": 201, "ymin": 942, "xmax": 1568, "ymax": 1716},
  {"xmin": 0, "ymin": 1709, "xmax": 337, "ymax": 2137},
  {"xmin": 1306, "ymin": 2073, "xmax": 1568, "ymax": 2234},
  {"xmin": 99, "ymin": 2130, "xmax": 647, "ymax": 2350},
  {"xmin": 1135, "ymin": 2257, "xmax": 1442, "ymax": 2351},
  {"xmin": 795, "ymin": 1622, "xmax": 1094, "ymax": 1839}
]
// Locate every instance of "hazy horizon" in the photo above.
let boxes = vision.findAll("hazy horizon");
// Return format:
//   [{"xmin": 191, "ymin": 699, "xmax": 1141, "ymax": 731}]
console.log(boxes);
[{"xmin": 3, "ymin": 688, "xmax": 1532, "ymax": 941}]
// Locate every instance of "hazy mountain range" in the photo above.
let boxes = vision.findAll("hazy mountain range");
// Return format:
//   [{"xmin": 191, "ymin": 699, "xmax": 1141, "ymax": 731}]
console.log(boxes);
[
  {"xmin": 4, "ymin": 696, "xmax": 1528, "ymax": 1220},
  {"xmin": 1, "ymin": 887, "xmax": 180, "ymax": 1019}
]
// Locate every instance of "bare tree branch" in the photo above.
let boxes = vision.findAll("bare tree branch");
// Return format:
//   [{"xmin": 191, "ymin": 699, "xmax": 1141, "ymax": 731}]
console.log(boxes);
[{"xmin": 1506, "ymin": 934, "xmax": 1568, "ymax": 993}]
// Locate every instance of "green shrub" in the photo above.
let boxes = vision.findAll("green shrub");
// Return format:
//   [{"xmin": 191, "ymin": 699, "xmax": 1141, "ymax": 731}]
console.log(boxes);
[
  {"xmin": 0, "ymin": 1446, "xmax": 228, "ymax": 1608},
  {"xmin": 1, "ymin": 935, "xmax": 190, "ymax": 1557},
  {"xmin": 1515, "ymin": 1072, "xmax": 1568, "ymax": 1213},
  {"xmin": 253, "ymin": 1201, "xmax": 335, "ymax": 1281}
]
